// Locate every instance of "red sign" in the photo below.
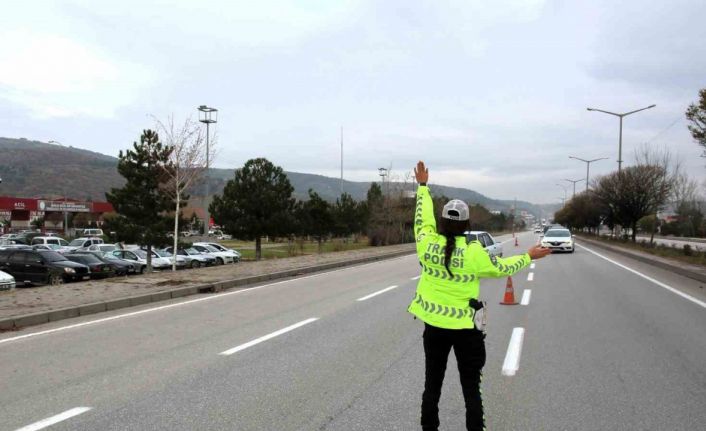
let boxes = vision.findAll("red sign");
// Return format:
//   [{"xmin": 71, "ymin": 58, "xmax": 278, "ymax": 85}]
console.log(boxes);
[{"xmin": 0, "ymin": 197, "xmax": 38, "ymax": 212}]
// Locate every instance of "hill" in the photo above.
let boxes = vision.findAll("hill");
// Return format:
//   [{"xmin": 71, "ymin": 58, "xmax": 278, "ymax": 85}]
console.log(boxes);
[{"xmin": 0, "ymin": 137, "xmax": 552, "ymax": 216}]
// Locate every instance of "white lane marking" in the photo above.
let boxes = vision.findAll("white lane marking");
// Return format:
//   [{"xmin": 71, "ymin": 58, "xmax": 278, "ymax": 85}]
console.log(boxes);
[
  {"xmin": 357, "ymin": 285, "xmax": 399, "ymax": 301},
  {"xmin": 530, "ymin": 263, "xmax": 536, "ymax": 269},
  {"xmin": 527, "ymin": 272, "xmax": 534, "ymax": 281},
  {"xmin": 15, "ymin": 407, "xmax": 92, "ymax": 431},
  {"xmin": 0, "ymin": 255, "xmax": 413, "ymax": 346},
  {"xmin": 219, "ymin": 318, "xmax": 318, "ymax": 356},
  {"xmin": 411, "ymin": 276, "xmax": 421, "ymax": 280},
  {"xmin": 501, "ymin": 327, "xmax": 525, "ymax": 376},
  {"xmin": 520, "ymin": 289, "xmax": 531, "ymax": 305},
  {"xmin": 577, "ymin": 244, "xmax": 706, "ymax": 309}
]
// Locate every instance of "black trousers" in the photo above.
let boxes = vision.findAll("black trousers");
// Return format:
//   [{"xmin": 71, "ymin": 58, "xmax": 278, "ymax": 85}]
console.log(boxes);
[{"xmin": 421, "ymin": 323, "xmax": 486, "ymax": 431}]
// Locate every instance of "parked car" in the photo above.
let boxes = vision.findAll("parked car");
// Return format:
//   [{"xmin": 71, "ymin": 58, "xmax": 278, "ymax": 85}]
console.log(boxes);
[
  {"xmin": 76, "ymin": 251, "xmax": 136, "ymax": 276},
  {"xmin": 193, "ymin": 242, "xmax": 240, "ymax": 263},
  {"xmin": 65, "ymin": 253, "xmax": 116, "ymax": 278},
  {"xmin": 85, "ymin": 243, "xmax": 118, "ymax": 253},
  {"xmin": 191, "ymin": 244, "xmax": 235, "ymax": 265},
  {"xmin": 164, "ymin": 247, "xmax": 216, "ymax": 268},
  {"xmin": 153, "ymin": 249, "xmax": 188, "ymax": 269},
  {"xmin": 540, "ymin": 228, "xmax": 574, "ymax": 253},
  {"xmin": 81, "ymin": 228, "xmax": 104, "ymax": 237},
  {"xmin": 0, "ymin": 270, "xmax": 15, "ymax": 291},
  {"xmin": 66, "ymin": 237, "xmax": 104, "ymax": 252},
  {"xmin": 464, "ymin": 231, "xmax": 503, "ymax": 258},
  {"xmin": 111, "ymin": 249, "xmax": 171, "ymax": 272},
  {"xmin": 0, "ymin": 249, "xmax": 90, "ymax": 285},
  {"xmin": 31, "ymin": 236, "xmax": 72, "ymax": 252}
]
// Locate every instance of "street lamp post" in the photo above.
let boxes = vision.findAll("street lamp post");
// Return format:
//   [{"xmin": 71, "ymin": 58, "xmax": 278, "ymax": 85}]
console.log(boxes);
[
  {"xmin": 555, "ymin": 183, "xmax": 567, "ymax": 203},
  {"xmin": 197, "ymin": 105, "xmax": 218, "ymax": 236},
  {"xmin": 586, "ymin": 104, "xmax": 656, "ymax": 172},
  {"xmin": 563, "ymin": 178, "xmax": 585, "ymax": 197},
  {"xmin": 569, "ymin": 156, "xmax": 609, "ymax": 191},
  {"xmin": 378, "ymin": 167, "xmax": 388, "ymax": 195},
  {"xmin": 49, "ymin": 140, "xmax": 68, "ymax": 232}
]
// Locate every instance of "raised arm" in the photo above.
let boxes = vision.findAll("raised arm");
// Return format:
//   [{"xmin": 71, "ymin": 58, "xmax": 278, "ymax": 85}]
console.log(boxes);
[
  {"xmin": 414, "ymin": 161, "xmax": 436, "ymax": 241},
  {"xmin": 474, "ymin": 244, "xmax": 551, "ymax": 278}
]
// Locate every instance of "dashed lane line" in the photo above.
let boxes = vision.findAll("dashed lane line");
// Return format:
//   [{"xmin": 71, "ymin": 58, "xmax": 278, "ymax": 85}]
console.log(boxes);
[
  {"xmin": 501, "ymin": 327, "xmax": 525, "ymax": 376},
  {"xmin": 527, "ymin": 272, "xmax": 534, "ymax": 281},
  {"xmin": 15, "ymin": 407, "xmax": 92, "ymax": 431},
  {"xmin": 576, "ymin": 244, "xmax": 706, "ymax": 309},
  {"xmin": 357, "ymin": 285, "xmax": 399, "ymax": 301},
  {"xmin": 530, "ymin": 263, "xmax": 536, "ymax": 269},
  {"xmin": 520, "ymin": 289, "xmax": 531, "ymax": 306},
  {"xmin": 219, "ymin": 318, "xmax": 319, "ymax": 356},
  {"xmin": 411, "ymin": 276, "xmax": 421, "ymax": 280}
]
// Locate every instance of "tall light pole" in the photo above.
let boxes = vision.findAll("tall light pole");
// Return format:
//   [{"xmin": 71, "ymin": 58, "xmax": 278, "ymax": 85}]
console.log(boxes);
[
  {"xmin": 563, "ymin": 178, "xmax": 585, "ymax": 197},
  {"xmin": 49, "ymin": 140, "xmax": 68, "ymax": 232},
  {"xmin": 569, "ymin": 156, "xmax": 609, "ymax": 191},
  {"xmin": 555, "ymin": 183, "xmax": 567, "ymax": 200},
  {"xmin": 340, "ymin": 126, "xmax": 343, "ymax": 196},
  {"xmin": 378, "ymin": 167, "xmax": 388, "ymax": 195},
  {"xmin": 586, "ymin": 104, "xmax": 656, "ymax": 172},
  {"xmin": 198, "ymin": 105, "xmax": 218, "ymax": 235},
  {"xmin": 556, "ymin": 197, "xmax": 566, "ymax": 207}
]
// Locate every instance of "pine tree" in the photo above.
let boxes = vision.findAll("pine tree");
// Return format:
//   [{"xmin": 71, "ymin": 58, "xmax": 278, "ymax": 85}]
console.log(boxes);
[
  {"xmin": 300, "ymin": 189, "xmax": 334, "ymax": 252},
  {"xmin": 105, "ymin": 129, "xmax": 174, "ymax": 271},
  {"xmin": 210, "ymin": 158, "xmax": 295, "ymax": 260}
]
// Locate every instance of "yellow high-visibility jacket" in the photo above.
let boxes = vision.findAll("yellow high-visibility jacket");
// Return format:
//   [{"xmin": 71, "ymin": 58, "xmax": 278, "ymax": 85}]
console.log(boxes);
[{"xmin": 407, "ymin": 185, "xmax": 531, "ymax": 329}]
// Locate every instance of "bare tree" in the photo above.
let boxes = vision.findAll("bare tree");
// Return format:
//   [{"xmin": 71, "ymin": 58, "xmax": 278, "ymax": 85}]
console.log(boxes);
[{"xmin": 157, "ymin": 117, "xmax": 213, "ymax": 270}]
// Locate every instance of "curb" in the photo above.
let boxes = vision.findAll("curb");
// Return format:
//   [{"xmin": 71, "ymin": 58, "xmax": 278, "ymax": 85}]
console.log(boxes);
[
  {"xmin": 576, "ymin": 236, "xmax": 706, "ymax": 283},
  {"xmin": 0, "ymin": 248, "xmax": 415, "ymax": 331}
]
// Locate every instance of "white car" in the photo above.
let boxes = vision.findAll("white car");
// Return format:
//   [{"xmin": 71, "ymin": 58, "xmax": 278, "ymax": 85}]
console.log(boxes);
[
  {"xmin": 194, "ymin": 242, "xmax": 241, "ymax": 262},
  {"xmin": 154, "ymin": 249, "xmax": 188, "ymax": 269},
  {"xmin": 66, "ymin": 237, "xmax": 104, "ymax": 252},
  {"xmin": 0, "ymin": 270, "xmax": 15, "ymax": 291},
  {"xmin": 111, "ymin": 249, "xmax": 171, "ymax": 272},
  {"xmin": 464, "ymin": 231, "xmax": 503, "ymax": 258},
  {"xmin": 85, "ymin": 244, "xmax": 118, "ymax": 253},
  {"xmin": 30, "ymin": 236, "xmax": 72, "ymax": 253},
  {"xmin": 191, "ymin": 243, "xmax": 235, "ymax": 265},
  {"xmin": 541, "ymin": 228, "xmax": 574, "ymax": 253}
]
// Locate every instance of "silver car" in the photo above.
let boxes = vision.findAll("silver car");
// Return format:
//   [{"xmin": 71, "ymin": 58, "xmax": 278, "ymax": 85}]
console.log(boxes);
[{"xmin": 464, "ymin": 231, "xmax": 503, "ymax": 258}]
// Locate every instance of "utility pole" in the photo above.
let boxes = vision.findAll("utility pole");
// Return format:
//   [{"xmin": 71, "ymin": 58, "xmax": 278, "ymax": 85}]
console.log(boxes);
[
  {"xmin": 340, "ymin": 126, "xmax": 343, "ymax": 196},
  {"xmin": 198, "ymin": 105, "xmax": 218, "ymax": 235},
  {"xmin": 569, "ymin": 156, "xmax": 609, "ymax": 191},
  {"xmin": 586, "ymin": 104, "xmax": 656, "ymax": 172},
  {"xmin": 563, "ymin": 178, "xmax": 585, "ymax": 197},
  {"xmin": 555, "ymin": 183, "xmax": 568, "ymax": 202}
]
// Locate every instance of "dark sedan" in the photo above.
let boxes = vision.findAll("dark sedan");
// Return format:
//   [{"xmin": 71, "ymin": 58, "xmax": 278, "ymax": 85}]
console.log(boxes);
[
  {"xmin": 76, "ymin": 251, "xmax": 136, "ymax": 276},
  {"xmin": 65, "ymin": 254, "xmax": 116, "ymax": 279},
  {"xmin": 0, "ymin": 249, "xmax": 89, "ymax": 285}
]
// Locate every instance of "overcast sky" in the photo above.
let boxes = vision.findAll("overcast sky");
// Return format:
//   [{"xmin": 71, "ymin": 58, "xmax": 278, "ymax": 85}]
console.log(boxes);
[{"xmin": 2, "ymin": 0, "xmax": 704, "ymax": 203}]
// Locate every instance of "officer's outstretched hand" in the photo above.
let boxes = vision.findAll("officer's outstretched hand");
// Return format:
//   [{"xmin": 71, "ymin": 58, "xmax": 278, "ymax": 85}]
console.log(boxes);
[
  {"xmin": 414, "ymin": 161, "xmax": 429, "ymax": 184},
  {"xmin": 528, "ymin": 245, "xmax": 551, "ymax": 260}
]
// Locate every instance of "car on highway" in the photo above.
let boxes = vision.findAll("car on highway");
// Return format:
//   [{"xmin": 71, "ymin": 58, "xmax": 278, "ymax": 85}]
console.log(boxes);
[
  {"xmin": 194, "ymin": 242, "xmax": 241, "ymax": 262},
  {"xmin": 64, "ymin": 253, "xmax": 116, "ymax": 279},
  {"xmin": 0, "ymin": 249, "xmax": 90, "ymax": 285},
  {"xmin": 0, "ymin": 270, "xmax": 15, "ymax": 291},
  {"xmin": 534, "ymin": 227, "xmax": 542, "ymax": 234},
  {"xmin": 464, "ymin": 231, "xmax": 503, "ymax": 258},
  {"xmin": 191, "ymin": 243, "xmax": 236, "ymax": 265},
  {"xmin": 164, "ymin": 246, "xmax": 216, "ymax": 268},
  {"xmin": 540, "ymin": 228, "xmax": 574, "ymax": 253}
]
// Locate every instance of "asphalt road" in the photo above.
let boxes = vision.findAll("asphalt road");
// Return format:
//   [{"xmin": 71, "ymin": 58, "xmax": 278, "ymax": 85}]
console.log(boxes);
[{"xmin": 1, "ymin": 232, "xmax": 704, "ymax": 430}]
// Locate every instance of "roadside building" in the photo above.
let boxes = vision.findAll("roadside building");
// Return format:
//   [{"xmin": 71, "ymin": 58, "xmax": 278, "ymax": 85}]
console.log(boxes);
[{"xmin": 0, "ymin": 196, "xmax": 114, "ymax": 233}]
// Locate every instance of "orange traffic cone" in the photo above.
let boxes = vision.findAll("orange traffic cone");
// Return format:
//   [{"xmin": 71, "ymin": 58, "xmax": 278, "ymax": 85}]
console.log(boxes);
[
  {"xmin": 514, "ymin": 236, "xmax": 519, "ymax": 247},
  {"xmin": 500, "ymin": 276, "xmax": 518, "ymax": 305}
]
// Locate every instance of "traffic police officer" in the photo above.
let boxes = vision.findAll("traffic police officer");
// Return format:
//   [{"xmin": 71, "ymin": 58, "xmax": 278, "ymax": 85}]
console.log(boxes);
[{"xmin": 408, "ymin": 161, "xmax": 551, "ymax": 431}]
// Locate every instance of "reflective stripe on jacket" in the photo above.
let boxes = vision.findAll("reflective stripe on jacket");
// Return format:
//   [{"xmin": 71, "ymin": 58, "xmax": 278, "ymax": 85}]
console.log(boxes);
[{"xmin": 407, "ymin": 185, "xmax": 531, "ymax": 329}]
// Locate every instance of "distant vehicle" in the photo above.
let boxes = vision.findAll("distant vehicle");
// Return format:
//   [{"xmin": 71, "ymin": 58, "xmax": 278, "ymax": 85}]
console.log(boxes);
[
  {"xmin": 81, "ymin": 228, "xmax": 104, "ymax": 237},
  {"xmin": 164, "ymin": 247, "xmax": 216, "ymax": 268},
  {"xmin": 541, "ymin": 228, "xmax": 574, "ymax": 253},
  {"xmin": 66, "ymin": 237, "xmax": 104, "ymax": 252},
  {"xmin": 65, "ymin": 253, "xmax": 116, "ymax": 279},
  {"xmin": 192, "ymin": 243, "xmax": 237, "ymax": 264},
  {"xmin": 0, "ymin": 270, "xmax": 15, "ymax": 291},
  {"xmin": 208, "ymin": 230, "xmax": 232, "ymax": 240},
  {"xmin": 543, "ymin": 224, "xmax": 562, "ymax": 235},
  {"xmin": 534, "ymin": 227, "xmax": 543, "ymax": 234},
  {"xmin": 0, "ymin": 249, "xmax": 90, "ymax": 285},
  {"xmin": 464, "ymin": 231, "xmax": 503, "ymax": 258}
]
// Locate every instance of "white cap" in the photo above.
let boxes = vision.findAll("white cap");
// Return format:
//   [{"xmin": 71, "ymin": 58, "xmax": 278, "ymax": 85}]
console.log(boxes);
[{"xmin": 442, "ymin": 199, "xmax": 469, "ymax": 221}]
